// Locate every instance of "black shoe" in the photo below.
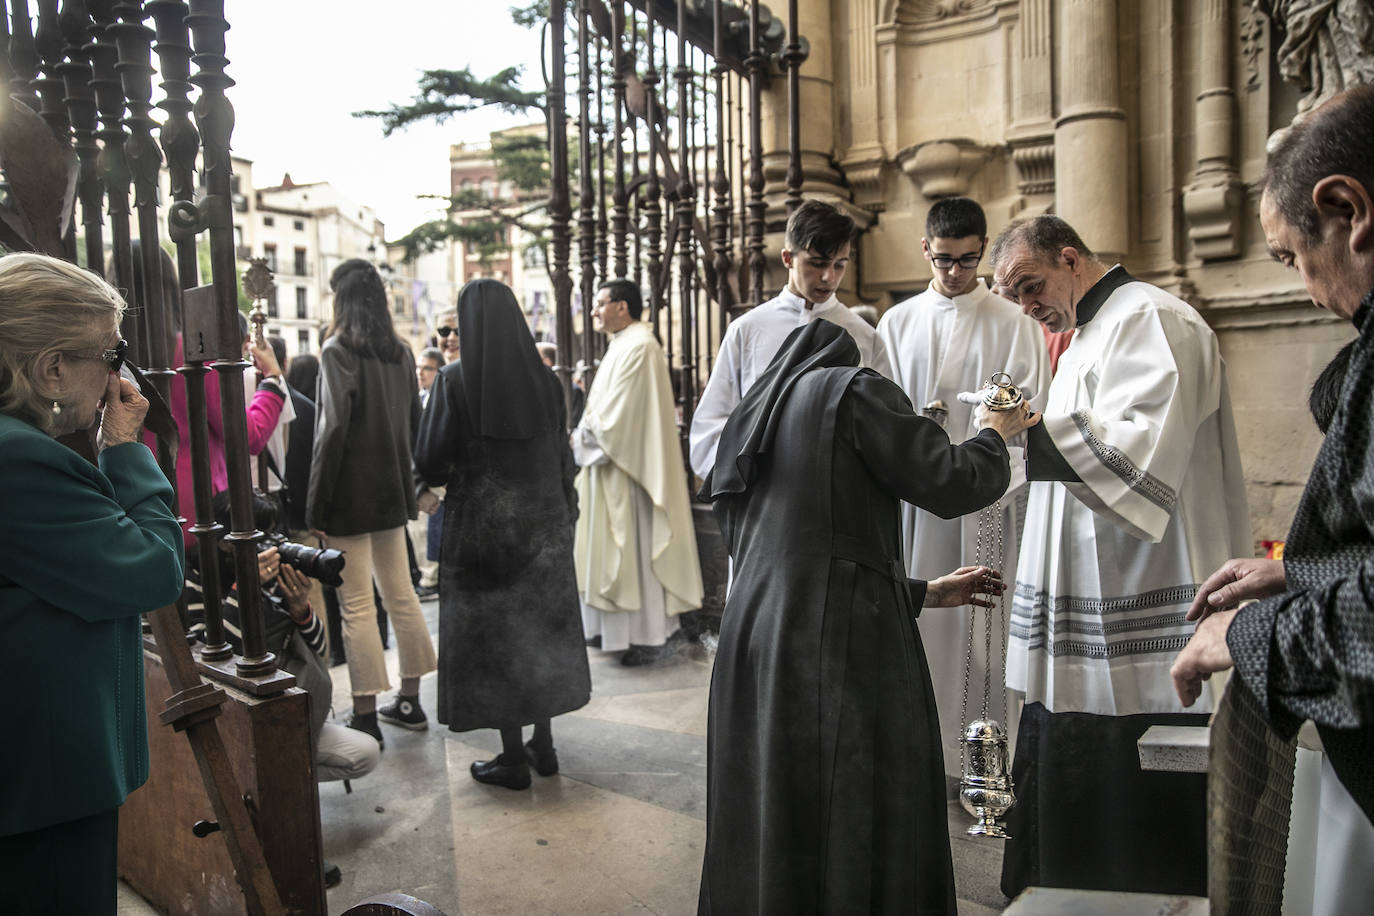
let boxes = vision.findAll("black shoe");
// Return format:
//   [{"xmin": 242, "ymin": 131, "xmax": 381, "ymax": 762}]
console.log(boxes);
[
  {"xmin": 524, "ymin": 740, "xmax": 559, "ymax": 777},
  {"xmin": 585, "ymin": 634, "xmax": 602, "ymax": 648},
  {"xmin": 620, "ymin": 643, "xmax": 664, "ymax": 666},
  {"xmin": 470, "ymin": 753, "xmax": 531, "ymax": 790},
  {"xmin": 378, "ymin": 695, "xmax": 428, "ymax": 731},
  {"xmin": 323, "ymin": 861, "xmax": 342, "ymax": 889},
  {"xmin": 415, "ymin": 584, "xmax": 439, "ymax": 599},
  {"xmin": 346, "ymin": 712, "xmax": 384, "ymax": 751}
]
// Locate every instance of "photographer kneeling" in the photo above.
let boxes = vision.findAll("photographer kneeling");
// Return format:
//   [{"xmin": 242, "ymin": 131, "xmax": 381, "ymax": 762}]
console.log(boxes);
[{"xmin": 185, "ymin": 490, "xmax": 380, "ymax": 786}]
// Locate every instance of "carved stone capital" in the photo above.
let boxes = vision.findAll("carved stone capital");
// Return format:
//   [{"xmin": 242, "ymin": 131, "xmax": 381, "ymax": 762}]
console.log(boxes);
[
  {"xmin": 896, "ymin": 139, "xmax": 990, "ymax": 200},
  {"xmin": 839, "ymin": 144, "xmax": 889, "ymax": 212},
  {"xmin": 1182, "ymin": 176, "xmax": 1245, "ymax": 262},
  {"xmin": 1009, "ymin": 137, "xmax": 1054, "ymax": 196}
]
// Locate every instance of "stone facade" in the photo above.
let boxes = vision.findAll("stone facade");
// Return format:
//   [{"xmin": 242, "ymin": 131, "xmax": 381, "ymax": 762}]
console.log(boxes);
[{"xmin": 755, "ymin": 0, "xmax": 1369, "ymax": 546}]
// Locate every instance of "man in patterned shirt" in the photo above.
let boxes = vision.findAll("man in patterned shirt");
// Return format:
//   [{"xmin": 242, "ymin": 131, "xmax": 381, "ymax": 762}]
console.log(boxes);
[{"xmin": 1173, "ymin": 84, "xmax": 1374, "ymax": 823}]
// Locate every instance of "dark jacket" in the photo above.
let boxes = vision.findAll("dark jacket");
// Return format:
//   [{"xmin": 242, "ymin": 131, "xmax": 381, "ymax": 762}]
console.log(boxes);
[
  {"xmin": 307, "ymin": 337, "xmax": 421, "ymax": 536},
  {"xmin": 281, "ymin": 382, "xmax": 315, "ymax": 532},
  {"xmin": 1229, "ymin": 285, "xmax": 1374, "ymax": 822},
  {"xmin": 0, "ymin": 417, "xmax": 184, "ymax": 836}
]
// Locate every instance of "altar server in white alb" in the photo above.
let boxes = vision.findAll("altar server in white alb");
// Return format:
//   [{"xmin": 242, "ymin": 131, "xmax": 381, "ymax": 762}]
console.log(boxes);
[
  {"xmin": 689, "ymin": 199, "xmax": 888, "ymax": 479},
  {"xmin": 990, "ymin": 215, "xmax": 1250, "ymax": 899},
  {"xmin": 573, "ymin": 279, "xmax": 703, "ymax": 666},
  {"xmin": 877, "ymin": 197, "xmax": 1050, "ymax": 781}
]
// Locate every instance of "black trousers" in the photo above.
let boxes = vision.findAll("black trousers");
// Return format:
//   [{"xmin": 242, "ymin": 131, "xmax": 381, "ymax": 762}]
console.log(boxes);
[{"xmin": 0, "ymin": 807, "xmax": 119, "ymax": 915}]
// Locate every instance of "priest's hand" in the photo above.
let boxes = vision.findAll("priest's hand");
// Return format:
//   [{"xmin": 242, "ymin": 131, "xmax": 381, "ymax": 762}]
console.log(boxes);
[
  {"xmin": 973, "ymin": 402, "xmax": 1040, "ymax": 443},
  {"xmin": 1186, "ymin": 558, "xmax": 1286, "ymax": 621},
  {"xmin": 1171, "ymin": 609, "xmax": 1237, "ymax": 707},
  {"xmin": 924, "ymin": 565, "xmax": 1004, "ymax": 609}
]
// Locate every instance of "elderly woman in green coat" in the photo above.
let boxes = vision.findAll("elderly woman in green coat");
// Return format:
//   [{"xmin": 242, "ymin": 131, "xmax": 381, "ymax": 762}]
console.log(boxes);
[{"xmin": 0, "ymin": 253, "xmax": 185, "ymax": 915}]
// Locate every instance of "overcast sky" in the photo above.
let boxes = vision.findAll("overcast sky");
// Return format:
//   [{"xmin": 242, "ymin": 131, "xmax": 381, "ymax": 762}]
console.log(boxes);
[{"xmin": 221, "ymin": 1, "xmax": 547, "ymax": 239}]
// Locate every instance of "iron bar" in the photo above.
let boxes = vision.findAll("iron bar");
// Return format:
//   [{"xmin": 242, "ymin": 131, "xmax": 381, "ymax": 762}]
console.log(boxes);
[
  {"xmin": 629, "ymin": 5, "xmax": 642, "ymax": 290},
  {"xmin": 549, "ymin": 0, "xmax": 576, "ymax": 422},
  {"xmin": 610, "ymin": 1, "xmax": 628, "ymax": 280},
  {"xmin": 594, "ymin": 28, "xmax": 608, "ymax": 286},
  {"xmin": 114, "ymin": 0, "xmax": 175, "ymax": 478},
  {"xmin": 8, "ymin": 0, "xmax": 40, "ymax": 113},
  {"xmin": 675, "ymin": 0, "xmax": 696, "ymax": 451},
  {"xmin": 643, "ymin": 0, "xmax": 662, "ymax": 338},
  {"xmin": 33, "ymin": 0, "xmax": 73, "ymax": 258},
  {"xmin": 187, "ymin": 0, "xmax": 275, "ymax": 678},
  {"xmin": 58, "ymin": 0, "xmax": 103, "ymax": 271},
  {"xmin": 577, "ymin": 0, "xmax": 597, "ymax": 378},
  {"xmin": 89, "ymin": 0, "xmax": 139, "ymax": 360},
  {"xmin": 745, "ymin": 0, "xmax": 766, "ymax": 305},
  {"xmin": 713, "ymin": 5, "xmax": 732, "ymax": 333},
  {"xmin": 784, "ymin": 0, "xmax": 802, "ymax": 214},
  {"xmin": 151, "ymin": 0, "xmax": 230, "ymax": 661}
]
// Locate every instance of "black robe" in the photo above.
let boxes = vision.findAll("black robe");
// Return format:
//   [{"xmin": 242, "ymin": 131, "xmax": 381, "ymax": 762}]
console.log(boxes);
[
  {"xmin": 699, "ymin": 321, "xmax": 1012, "ymax": 915},
  {"xmin": 414, "ymin": 279, "xmax": 591, "ymax": 731}
]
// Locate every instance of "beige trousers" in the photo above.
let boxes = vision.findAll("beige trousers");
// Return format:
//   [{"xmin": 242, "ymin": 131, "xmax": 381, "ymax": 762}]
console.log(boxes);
[{"xmin": 329, "ymin": 526, "xmax": 437, "ymax": 696}]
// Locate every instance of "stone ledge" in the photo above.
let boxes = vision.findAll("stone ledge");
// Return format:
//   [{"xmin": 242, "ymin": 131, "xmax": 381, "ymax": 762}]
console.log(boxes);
[{"xmin": 1138, "ymin": 724, "xmax": 1211, "ymax": 773}]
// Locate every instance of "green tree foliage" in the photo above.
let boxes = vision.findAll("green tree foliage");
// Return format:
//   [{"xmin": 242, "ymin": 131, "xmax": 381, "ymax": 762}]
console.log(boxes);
[{"xmin": 354, "ymin": 67, "xmax": 545, "ymax": 138}]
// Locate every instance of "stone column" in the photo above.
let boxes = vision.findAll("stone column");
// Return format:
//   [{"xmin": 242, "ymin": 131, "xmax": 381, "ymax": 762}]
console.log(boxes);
[
  {"xmin": 839, "ymin": 0, "xmax": 885, "ymax": 211},
  {"xmin": 1054, "ymin": 0, "xmax": 1128, "ymax": 258},
  {"xmin": 1182, "ymin": 0, "xmax": 1244, "ymax": 260}
]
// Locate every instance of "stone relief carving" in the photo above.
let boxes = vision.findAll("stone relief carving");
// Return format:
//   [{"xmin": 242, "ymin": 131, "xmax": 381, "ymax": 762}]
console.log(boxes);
[
  {"xmin": 1253, "ymin": 0, "xmax": 1374, "ymax": 113},
  {"xmin": 1241, "ymin": 3, "xmax": 1269, "ymax": 90},
  {"xmin": 900, "ymin": 0, "xmax": 995, "ymax": 23}
]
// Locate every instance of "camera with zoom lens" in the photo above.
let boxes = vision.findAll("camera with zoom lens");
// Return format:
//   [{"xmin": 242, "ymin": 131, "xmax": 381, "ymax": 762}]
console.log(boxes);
[{"xmin": 260, "ymin": 532, "xmax": 346, "ymax": 588}]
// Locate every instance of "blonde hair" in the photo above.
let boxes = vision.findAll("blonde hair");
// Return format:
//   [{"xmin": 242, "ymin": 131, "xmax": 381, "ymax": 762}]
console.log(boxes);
[{"xmin": 0, "ymin": 253, "xmax": 127, "ymax": 434}]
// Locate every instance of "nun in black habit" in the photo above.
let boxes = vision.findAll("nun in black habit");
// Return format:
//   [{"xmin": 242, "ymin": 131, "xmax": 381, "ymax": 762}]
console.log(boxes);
[
  {"xmin": 414, "ymin": 278, "xmax": 591, "ymax": 790},
  {"xmin": 698, "ymin": 320, "xmax": 1034, "ymax": 914}
]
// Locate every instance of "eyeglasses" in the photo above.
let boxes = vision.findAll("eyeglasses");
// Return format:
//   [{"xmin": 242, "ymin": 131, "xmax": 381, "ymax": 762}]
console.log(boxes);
[
  {"xmin": 436, "ymin": 326, "xmax": 456, "ymax": 338},
  {"xmin": 418, "ymin": 364, "xmax": 438, "ymax": 374},
  {"xmin": 88, "ymin": 338, "xmax": 128, "ymax": 375},
  {"xmin": 593, "ymin": 297, "xmax": 614, "ymax": 310},
  {"xmin": 928, "ymin": 248, "xmax": 984, "ymax": 270}
]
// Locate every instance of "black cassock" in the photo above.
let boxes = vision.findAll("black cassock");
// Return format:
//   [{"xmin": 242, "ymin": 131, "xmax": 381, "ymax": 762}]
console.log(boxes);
[
  {"xmin": 699, "ymin": 321, "xmax": 1011, "ymax": 915},
  {"xmin": 414, "ymin": 279, "xmax": 590, "ymax": 732}
]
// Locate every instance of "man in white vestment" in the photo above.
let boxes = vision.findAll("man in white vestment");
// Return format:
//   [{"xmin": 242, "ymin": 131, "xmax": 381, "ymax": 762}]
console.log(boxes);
[
  {"xmin": 877, "ymin": 197, "xmax": 1050, "ymax": 782},
  {"xmin": 573, "ymin": 279, "xmax": 704, "ymax": 666},
  {"xmin": 989, "ymin": 215, "xmax": 1250, "ymax": 897},
  {"xmin": 689, "ymin": 199, "xmax": 889, "ymax": 480}
]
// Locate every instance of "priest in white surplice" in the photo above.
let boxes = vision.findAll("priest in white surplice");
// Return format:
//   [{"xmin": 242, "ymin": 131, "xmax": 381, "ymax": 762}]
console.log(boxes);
[
  {"xmin": 989, "ymin": 216, "xmax": 1250, "ymax": 898},
  {"xmin": 573, "ymin": 279, "xmax": 703, "ymax": 666},
  {"xmin": 877, "ymin": 198, "xmax": 1050, "ymax": 781},
  {"xmin": 689, "ymin": 199, "xmax": 889, "ymax": 479}
]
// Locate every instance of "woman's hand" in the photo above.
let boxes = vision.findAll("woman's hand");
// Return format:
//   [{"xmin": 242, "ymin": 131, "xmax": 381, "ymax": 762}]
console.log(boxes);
[
  {"xmin": 97, "ymin": 375, "xmax": 149, "ymax": 451},
  {"xmin": 250, "ymin": 337, "xmax": 282, "ymax": 378},
  {"xmin": 924, "ymin": 565, "xmax": 1005, "ymax": 609},
  {"xmin": 418, "ymin": 489, "xmax": 440, "ymax": 515},
  {"xmin": 974, "ymin": 402, "xmax": 1040, "ymax": 442},
  {"xmin": 275, "ymin": 563, "xmax": 312, "ymax": 622}
]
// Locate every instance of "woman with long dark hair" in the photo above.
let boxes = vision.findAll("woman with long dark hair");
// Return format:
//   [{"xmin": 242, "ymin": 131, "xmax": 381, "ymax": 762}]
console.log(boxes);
[
  {"xmin": 415, "ymin": 278, "xmax": 591, "ymax": 789},
  {"xmin": 307, "ymin": 259, "xmax": 437, "ymax": 747}
]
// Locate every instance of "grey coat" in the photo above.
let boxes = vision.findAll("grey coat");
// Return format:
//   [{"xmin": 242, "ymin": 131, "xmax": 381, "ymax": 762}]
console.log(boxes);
[{"xmin": 307, "ymin": 337, "xmax": 421, "ymax": 536}]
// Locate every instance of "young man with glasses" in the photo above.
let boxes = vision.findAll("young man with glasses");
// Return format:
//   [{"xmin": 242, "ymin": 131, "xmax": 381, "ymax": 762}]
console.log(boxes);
[
  {"xmin": 689, "ymin": 199, "xmax": 889, "ymax": 480},
  {"xmin": 875, "ymin": 196, "xmax": 1050, "ymax": 786}
]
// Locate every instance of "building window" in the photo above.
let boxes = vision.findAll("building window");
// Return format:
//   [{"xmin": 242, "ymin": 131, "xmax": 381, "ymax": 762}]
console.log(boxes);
[
  {"xmin": 263, "ymin": 215, "xmax": 275, "ymax": 227},
  {"xmin": 298, "ymin": 328, "xmax": 310, "ymax": 353},
  {"xmin": 294, "ymin": 219, "xmax": 305, "ymax": 231},
  {"xmin": 394, "ymin": 295, "xmax": 405, "ymax": 315},
  {"xmin": 263, "ymin": 244, "xmax": 277, "ymax": 272},
  {"xmin": 266, "ymin": 287, "xmax": 278, "ymax": 318},
  {"xmin": 293, "ymin": 248, "xmax": 307, "ymax": 276},
  {"xmin": 296, "ymin": 287, "xmax": 307, "ymax": 319}
]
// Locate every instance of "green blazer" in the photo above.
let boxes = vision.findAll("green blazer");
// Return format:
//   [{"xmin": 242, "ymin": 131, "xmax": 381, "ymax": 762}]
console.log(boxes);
[{"xmin": 0, "ymin": 414, "xmax": 184, "ymax": 836}]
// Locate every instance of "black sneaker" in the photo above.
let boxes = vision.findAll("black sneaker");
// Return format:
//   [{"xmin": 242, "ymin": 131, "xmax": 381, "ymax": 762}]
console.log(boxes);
[
  {"xmin": 323, "ymin": 861, "xmax": 342, "ymax": 889},
  {"xmin": 378, "ymin": 695, "xmax": 428, "ymax": 731},
  {"xmin": 346, "ymin": 712, "xmax": 384, "ymax": 750}
]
